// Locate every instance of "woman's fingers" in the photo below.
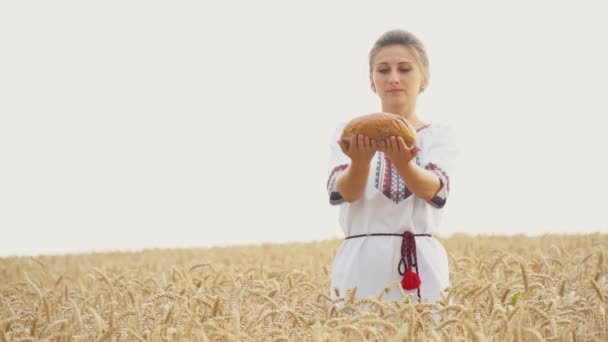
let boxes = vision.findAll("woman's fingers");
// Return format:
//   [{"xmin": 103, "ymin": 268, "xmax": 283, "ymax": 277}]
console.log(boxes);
[
  {"xmin": 411, "ymin": 145, "xmax": 421, "ymax": 157},
  {"xmin": 350, "ymin": 134, "xmax": 358, "ymax": 151},
  {"xmin": 390, "ymin": 136, "xmax": 399, "ymax": 152},
  {"xmin": 338, "ymin": 140, "xmax": 348, "ymax": 154},
  {"xmin": 350, "ymin": 134, "xmax": 376, "ymax": 152},
  {"xmin": 343, "ymin": 134, "xmax": 380, "ymax": 155},
  {"xmin": 397, "ymin": 137, "xmax": 408, "ymax": 151},
  {"xmin": 378, "ymin": 136, "xmax": 420, "ymax": 163},
  {"xmin": 361, "ymin": 135, "xmax": 367, "ymax": 150},
  {"xmin": 364, "ymin": 136, "xmax": 375, "ymax": 152}
]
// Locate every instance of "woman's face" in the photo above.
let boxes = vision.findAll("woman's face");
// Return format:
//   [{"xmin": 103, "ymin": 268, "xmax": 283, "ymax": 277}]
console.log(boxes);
[{"xmin": 370, "ymin": 45, "xmax": 426, "ymax": 108}]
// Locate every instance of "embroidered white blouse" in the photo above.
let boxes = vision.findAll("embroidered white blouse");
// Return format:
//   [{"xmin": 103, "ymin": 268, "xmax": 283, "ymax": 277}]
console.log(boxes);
[{"xmin": 327, "ymin": 121, "xmax": 457, "ymax": 303}]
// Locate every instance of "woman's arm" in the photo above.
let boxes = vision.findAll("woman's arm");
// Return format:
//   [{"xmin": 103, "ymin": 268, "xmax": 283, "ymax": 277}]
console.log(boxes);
[
  {"xmin": 335, "ymin": 161, "xmax": 370, "ymax": 202},
  {"xmin": 381, "ymin": 136, "xmax": 442, "ymax": 201},
  {"xmin": 392, "ymin": 159, "xmax": 441, "ymax": 201},
  {"xmin": 335, "ymin": 134, "xmax": 377, "ymax": 203}
]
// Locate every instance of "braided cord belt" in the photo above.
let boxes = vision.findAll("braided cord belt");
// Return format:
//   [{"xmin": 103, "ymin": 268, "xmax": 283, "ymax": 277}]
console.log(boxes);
[{"xmin": 345, "ymin": 231, "xmax": 432, "ymax": 300}]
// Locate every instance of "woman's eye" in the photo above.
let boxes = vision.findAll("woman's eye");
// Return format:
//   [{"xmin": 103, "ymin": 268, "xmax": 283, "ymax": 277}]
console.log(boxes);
[
  {"xmin": 379, "ymin": 69, "xmax": 389, "ymax": 73},
  {"xmin": 400, "ymin": 69, "xmax": 410, "ymax": 73}
]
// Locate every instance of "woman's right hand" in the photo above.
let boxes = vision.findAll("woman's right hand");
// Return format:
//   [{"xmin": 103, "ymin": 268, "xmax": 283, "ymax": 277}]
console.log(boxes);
[{"xmin": 338, "ymin": 134, "xmax": 377, "ymax": 165}]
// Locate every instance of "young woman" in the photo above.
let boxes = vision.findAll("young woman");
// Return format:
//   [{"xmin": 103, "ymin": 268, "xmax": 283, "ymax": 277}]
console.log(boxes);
[{"xmin": 327, "ymin": 29, "xmax": 457, "ymax": 304}]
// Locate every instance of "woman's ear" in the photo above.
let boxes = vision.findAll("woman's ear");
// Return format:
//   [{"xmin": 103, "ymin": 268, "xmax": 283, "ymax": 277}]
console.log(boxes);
[{"xmin": 419, "ymin": 80, "xmax": 428, "ymax": 93}]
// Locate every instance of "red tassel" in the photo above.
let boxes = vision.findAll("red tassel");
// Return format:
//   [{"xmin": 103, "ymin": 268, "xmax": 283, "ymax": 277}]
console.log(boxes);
[{"xmin": 401, "ymin": 267, "xmax": 421, "ymax": 290}]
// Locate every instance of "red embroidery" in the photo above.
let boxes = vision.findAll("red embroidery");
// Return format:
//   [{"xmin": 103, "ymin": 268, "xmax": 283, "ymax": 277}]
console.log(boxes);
[
  {"xmin": 425, "ymin": 163, "xmax": 450, "ymax": 192},
  {"xmin": 375, "ymin": 153, "xmax": 412, "ymax": 203},
  {"xmin": 327, "ymin": 164, "xmax": 348, "ymax": 192},
  {"xmin": 383, "ymin": 154, "xmax": 392, "ymax": 200},
  {"xmin": 416, "ymin": 124, "xmax": 432, "ymax": 133}
]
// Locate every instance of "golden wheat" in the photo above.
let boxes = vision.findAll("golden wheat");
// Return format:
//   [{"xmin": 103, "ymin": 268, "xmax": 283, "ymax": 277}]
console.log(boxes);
[{"xmin": 0, "ymin": 233, "xmax": 607, "ymax": 341}]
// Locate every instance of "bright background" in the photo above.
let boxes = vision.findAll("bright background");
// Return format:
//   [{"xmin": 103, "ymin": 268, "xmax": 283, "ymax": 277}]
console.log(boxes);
[{"xmin": 1, "ymin": 1, "xmax": 607, "ymax": 257}]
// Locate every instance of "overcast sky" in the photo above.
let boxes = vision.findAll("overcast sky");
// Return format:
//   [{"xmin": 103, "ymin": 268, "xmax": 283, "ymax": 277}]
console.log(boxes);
[{"xmin": 1, "ymin": 1, "xmax": 607, "ymax": 257}]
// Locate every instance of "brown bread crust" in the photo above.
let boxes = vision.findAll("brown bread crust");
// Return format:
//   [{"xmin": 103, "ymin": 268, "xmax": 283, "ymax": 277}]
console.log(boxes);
[{"xmin": 340, "ymin": 112, "xmax": 417, "ymax": 147}]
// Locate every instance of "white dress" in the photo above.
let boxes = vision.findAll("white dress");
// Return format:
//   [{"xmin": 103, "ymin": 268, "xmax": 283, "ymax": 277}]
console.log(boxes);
[{"xmin": 327, "ymin": 121, "xmax": 457, "ymax": 304}]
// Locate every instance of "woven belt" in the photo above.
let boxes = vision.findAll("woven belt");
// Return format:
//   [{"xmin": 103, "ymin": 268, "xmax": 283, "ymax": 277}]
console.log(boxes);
[{"xmin": 345, "ymin": 231, "xmax": 432, "ymax": 301}]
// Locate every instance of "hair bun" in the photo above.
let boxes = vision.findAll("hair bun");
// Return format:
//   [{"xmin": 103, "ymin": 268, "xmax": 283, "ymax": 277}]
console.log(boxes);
[{"xmin": 340, "ymin": 112, "xmax": 417, "ymax": 147}]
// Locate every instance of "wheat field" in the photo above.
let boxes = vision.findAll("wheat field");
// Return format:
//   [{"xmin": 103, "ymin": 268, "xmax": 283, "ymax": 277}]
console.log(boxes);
[{"xmin": 0, "ymin": 233, "xmax": 606, "ymax": 341}]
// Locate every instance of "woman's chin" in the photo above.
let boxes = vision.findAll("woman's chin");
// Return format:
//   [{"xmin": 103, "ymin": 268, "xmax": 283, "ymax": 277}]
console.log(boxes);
[{"xmin": 383, "ymin": 98, "xmax": 409, "ymax": 107}]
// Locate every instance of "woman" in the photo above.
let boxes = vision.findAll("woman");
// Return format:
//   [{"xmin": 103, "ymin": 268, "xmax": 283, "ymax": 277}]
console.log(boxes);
[{"xmin": 327, "ymin": 29, "xmax": 457, "ymax": 304}]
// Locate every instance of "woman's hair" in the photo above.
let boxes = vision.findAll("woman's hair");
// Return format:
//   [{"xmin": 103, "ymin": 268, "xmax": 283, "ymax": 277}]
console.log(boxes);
[{"xmin": 369, "ymin": 29, "xmax": 430, "ymax": 90}]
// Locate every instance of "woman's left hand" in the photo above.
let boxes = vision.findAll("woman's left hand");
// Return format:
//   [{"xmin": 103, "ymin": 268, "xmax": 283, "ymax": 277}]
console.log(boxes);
[{"xmin": 378, "ymin": 136, "xmax": 421, "ymax": 165}]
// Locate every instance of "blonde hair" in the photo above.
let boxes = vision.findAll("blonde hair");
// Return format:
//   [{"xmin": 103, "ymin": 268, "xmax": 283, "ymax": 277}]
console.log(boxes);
[{"xmin": 369, "ymin": 29, "xmax": 430, "ymax": 91}]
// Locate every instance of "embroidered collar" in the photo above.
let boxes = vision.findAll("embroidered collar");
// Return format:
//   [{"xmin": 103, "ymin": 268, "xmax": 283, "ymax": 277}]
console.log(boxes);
[{"xmin": 416, "ymin": 124, "xmax": 432, "ymax": 132}]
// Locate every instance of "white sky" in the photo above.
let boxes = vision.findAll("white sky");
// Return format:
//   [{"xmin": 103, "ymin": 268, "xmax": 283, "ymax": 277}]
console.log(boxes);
[{"xmin": 1, "ymin": 1, "xmax": 607, "ymax": 257}]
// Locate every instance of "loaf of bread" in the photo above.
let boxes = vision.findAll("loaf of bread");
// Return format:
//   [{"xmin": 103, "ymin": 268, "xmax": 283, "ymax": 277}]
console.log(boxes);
[{"xmin": 340, "ymin": 112, "xmax": 417, "ymax": 147}]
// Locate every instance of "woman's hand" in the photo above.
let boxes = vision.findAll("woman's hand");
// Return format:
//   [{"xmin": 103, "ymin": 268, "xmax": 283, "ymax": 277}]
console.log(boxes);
[
  {"xmin": 338, "ymin": 134, "xmax": 377, "ymax": 166},
  {"xmin": 378, "ymin": 136, "xmax": 421, "ymax": 166},
  {"xmin": 335, "ymin": 134, "xmax": 376, "ymax": 202}
]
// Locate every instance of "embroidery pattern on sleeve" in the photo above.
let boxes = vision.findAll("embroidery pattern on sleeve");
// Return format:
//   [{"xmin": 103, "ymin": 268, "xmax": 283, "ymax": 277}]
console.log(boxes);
[
  {"xmin": 424, "ymin": 162, "xmax": 449, "ymax": 208},
  {"xmin": 424, "ymin": 162, "xmax": 450, "ymax": 192},
  {"xmin": 327, "ymin": 164, "xmax": 349, "ymax": 204}
]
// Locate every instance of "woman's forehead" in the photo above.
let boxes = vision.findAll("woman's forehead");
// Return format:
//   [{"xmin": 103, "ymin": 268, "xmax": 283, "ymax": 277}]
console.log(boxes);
[{"xmin": 373, "ymin": 45, "xmax": 417, "ymax": 65}]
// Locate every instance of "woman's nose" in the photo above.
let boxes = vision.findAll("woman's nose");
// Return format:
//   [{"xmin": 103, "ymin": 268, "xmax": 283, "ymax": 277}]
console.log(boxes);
[{"xmin": 389, "ymin": 71, "xmax": 400, "ymax": 83}]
